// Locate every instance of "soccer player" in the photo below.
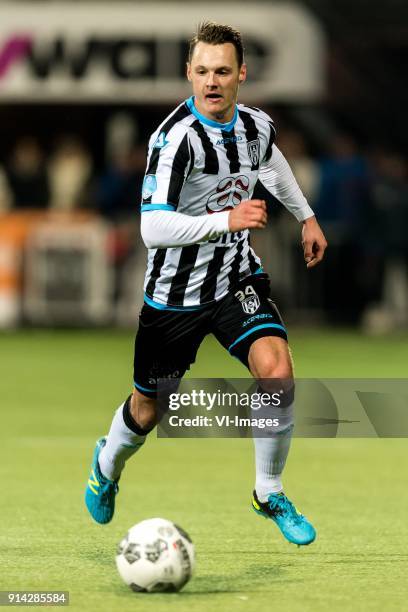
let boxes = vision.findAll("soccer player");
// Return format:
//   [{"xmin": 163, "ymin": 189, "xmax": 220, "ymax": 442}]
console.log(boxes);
[{"xmin": 85, "ymin": 22, "xmax": 327, "ymax": 545}]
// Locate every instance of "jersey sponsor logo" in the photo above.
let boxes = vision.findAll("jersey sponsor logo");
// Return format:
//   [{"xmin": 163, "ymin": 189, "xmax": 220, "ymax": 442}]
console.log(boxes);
[
  {"xmin": 142, "ymin": 174, "xmax": 158, "ymax": 200},
  {"xmin": 235, "ymin": 284, "xmax": 260, "ymax": 314},
  {"xmin": 247, "ymin": 138, "xmax": 260, "ymax": 166},
  {"xmin": 148, "ymin": 370, "xmax": 180, "ymax": 385},
  {"xmin": 242, "ymin": 313, "xmax": 273, "ymax": 327},
  {"xmin": 206, "ymin": 175, "xmax": 250, "ymax": 213},
  {"xmin": 153, "ymin": 132, "xmax": 169, "ymax": 149},
  {"xmin": 216, "ymin": 135, "xmax": 243, "ymax": 145},
  {"xmin": 209, "ymin": 230, "xmax": 243, "ymax": 245}
]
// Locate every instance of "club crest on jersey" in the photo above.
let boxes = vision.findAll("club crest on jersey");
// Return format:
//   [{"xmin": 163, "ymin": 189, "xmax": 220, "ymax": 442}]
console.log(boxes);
[
  {"xmin": 247, "ymin": 138, "xmax": 260, "ymax": 166},
  {"xmin": 235, "ymin": 285, "xmax": 260, "ymax": 314},
  {"xmin": 142, "ymin": 174, "xmax": 158, "ymax": 200},
  {"xmin": 153, "ymin": 132, "xmax": 169, "ymax": 149}
]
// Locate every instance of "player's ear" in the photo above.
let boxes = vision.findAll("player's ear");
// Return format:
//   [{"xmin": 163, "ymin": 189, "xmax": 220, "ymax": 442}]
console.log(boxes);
[
  {"xmin": 238, "ymin": 63, "xmax": 247, "ymax": 85},
  {"xmin": 186, "ymin": 62, "xmax": 192, "ymax": 82}
]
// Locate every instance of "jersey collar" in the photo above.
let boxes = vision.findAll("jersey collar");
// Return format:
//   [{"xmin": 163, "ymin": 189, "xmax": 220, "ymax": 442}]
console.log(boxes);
[{"xmin": 185, "ymin": 96, "xmax": 238, "ymax": 132}]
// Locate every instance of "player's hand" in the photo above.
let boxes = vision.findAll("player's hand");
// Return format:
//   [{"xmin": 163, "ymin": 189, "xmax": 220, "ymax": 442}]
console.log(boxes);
[
  {"xmin": 228, "ymin": 199, "xmax": 267, "ymax": 232},
  {"xmin": 301, "ymin": 216, "xmax": 328, "ymax": 268}
]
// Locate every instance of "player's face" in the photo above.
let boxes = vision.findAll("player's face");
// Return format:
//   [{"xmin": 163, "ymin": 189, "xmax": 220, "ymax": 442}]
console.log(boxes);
[{"xmin": 187, "ymin": 42, "xmax": 246, "ymax": 123}]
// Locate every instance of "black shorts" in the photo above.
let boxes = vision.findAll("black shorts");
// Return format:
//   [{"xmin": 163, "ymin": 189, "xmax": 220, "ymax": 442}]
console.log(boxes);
[{"xmin": 133, "ymin": 273, "xmax": 287, "ymax": 397}]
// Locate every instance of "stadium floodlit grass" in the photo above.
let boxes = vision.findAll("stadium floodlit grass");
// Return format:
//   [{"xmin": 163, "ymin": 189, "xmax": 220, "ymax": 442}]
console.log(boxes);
[{"xmin": 1, "ymin": 329, "xmax": 408, "ymax": 611}]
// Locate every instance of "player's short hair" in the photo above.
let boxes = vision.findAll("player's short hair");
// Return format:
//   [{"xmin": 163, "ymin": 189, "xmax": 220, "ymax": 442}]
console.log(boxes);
[{"xmin": 188, "ymin": 21, "xmax": 244, "ymax": 68}]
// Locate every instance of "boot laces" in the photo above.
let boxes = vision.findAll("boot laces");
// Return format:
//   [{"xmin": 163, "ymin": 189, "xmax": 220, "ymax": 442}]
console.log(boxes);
[{"xmin": 268, "ymin": 494, "xmax": 303, "ymax": 524}]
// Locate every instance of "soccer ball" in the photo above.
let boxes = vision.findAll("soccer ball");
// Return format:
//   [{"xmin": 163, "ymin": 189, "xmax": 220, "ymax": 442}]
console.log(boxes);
[{"xmin": 116, "ymin": 518, "xmax": 195, "ymax": 593}]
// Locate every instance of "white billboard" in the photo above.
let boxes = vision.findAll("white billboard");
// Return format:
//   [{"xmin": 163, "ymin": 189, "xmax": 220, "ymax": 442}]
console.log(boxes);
[{"xmin": 0, "ymin": 2, "xmax": 325, "ymax": 102}]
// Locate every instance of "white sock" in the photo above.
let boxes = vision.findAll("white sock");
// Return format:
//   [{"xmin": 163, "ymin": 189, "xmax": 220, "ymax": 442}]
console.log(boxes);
[
  {"xmin": 254, "ymin": 425, "xmax": 293, "ymax": 501},
  {"xmin": 253, "ymin": 391, "xmax": 294, "ymax": 502},
  {"xmin": 98, "ymin": 400, "xmax": 147, "ymax": 480}
]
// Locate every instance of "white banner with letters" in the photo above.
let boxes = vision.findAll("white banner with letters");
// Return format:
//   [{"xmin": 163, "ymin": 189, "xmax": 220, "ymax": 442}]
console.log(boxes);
[{"xmin": 0, "ymin": 2, "xmax": 325, "ymax": 102}]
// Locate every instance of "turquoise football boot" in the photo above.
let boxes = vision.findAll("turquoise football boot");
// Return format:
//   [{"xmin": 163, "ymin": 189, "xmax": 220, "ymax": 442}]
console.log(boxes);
[
  {"xmin": 252, "ymin": 490, "xmax": 316, "ymax": 545},
  {"xmin": 85, "ymin": 437, "xmax": 119, "ymax": 524}
]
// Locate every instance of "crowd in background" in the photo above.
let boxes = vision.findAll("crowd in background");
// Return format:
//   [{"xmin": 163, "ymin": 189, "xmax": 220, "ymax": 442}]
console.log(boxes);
[{"xmin": 0, "ymin": 110, "xmax": 406, "ymax": 329}]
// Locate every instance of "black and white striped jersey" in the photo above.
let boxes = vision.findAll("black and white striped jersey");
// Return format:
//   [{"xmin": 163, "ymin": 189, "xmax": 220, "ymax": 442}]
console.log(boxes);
[{"xmin": 140, "ymin": 96, "xmax": 313, "ymax": 310}]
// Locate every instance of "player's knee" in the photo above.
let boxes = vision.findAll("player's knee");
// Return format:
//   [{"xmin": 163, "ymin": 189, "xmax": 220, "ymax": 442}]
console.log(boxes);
[
  {"xmin": 130, "ymin": 391, "xmax": 157, "ymax": 431},
  {"xmin": 253, "ymin": 352, "xmax": 294, "ymax": 411},
  {"xmin": 249, "ymin": 337, "xmax": 293, "ymax": 380},
  {"xmin": 253, "ymin": 355, "xmax": 293, "ymax": 382}
]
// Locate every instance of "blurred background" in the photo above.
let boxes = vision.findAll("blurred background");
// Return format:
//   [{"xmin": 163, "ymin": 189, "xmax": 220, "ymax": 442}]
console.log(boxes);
[{"xmin": 0, "ymin": 0, "xmax": 407, "ymax": 332}]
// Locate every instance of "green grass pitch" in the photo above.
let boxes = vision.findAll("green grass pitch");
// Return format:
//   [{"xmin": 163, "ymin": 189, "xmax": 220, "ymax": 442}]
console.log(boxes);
[{"xmin": 1, "ymin": 328, "xmax": 407, "ymax": 611}]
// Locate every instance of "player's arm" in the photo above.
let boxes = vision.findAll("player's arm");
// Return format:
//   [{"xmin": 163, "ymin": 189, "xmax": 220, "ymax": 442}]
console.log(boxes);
[
  {"xmin": 141, "ymin": 201, "xmax": 267, "ymax": 249},
  {"xmin": 259, "ymin": 144, "xmax": 327, "ymax": 267},
  {"xmin": 141, "ymin": 208, "xmax": 229, "ymax": 248}
]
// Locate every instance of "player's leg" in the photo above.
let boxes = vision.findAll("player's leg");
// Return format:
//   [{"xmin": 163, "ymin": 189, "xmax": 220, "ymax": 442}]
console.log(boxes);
[
  {"xmin": 85, "ymin": 303, "xmax": 208, "ymax": 524},
  {"xmin": 85, "ymin": 305, "xmax": 175, "ymax": 525},
  {"xmin": 85, "ymin": 301, "xmax": 165, "ymax": 525},
  {"xmin": 248, "ymin": 336, "xmax": 315, "ymax": 544},
  {"xmin": 248, "ymin": 335, "xmax": 294, "ymax": 499},
  {"xmin": 212, "ymin": 273, "xmax": 315, "ymax": 545}
]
